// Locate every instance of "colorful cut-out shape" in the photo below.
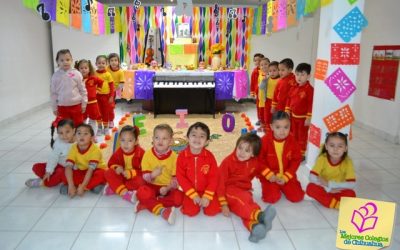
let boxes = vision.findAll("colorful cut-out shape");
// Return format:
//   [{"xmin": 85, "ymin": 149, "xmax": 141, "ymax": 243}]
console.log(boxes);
[
  {"xmin": 325, "ymin": 67, "xmax": 356, "ymax": 103},
  {"xmin": 133, "ymin": 114, "xmax": 146, "ymax": 135},
  {"xmin": 222, "ymin": 113, "xmax": 235, "ymax": 132},
  {"xmin": 323, "ymin": 104, "xmax": 355, "ymax": 132},
  {"xmin": 331, "ymin": 43, "xmax": 360, "ymax": 65},
  {"xmin": 176, "ymin": 109, "xmax": 189, "ymax": 129},
  {"xmin": 333, "ymin": 7, "xmax": 368, "ymax": 43},
  {"xmin": 314, "ymin": 59, "xmax": 329, "ymax": 80},
  {"xmin": 308, "ymin": 124, "xmax": 322, "ymax": 148}
]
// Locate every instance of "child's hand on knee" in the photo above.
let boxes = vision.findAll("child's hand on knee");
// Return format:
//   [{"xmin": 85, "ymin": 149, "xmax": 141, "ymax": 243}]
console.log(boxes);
[
  {"xmin": 222, "ymin": 205, "xmax": 230, "ymax": 217},
  {"xmin": 115, "ymin": 166, "xmax": 124, "ymax": 175},
  {"xmin": 276, "ymin": 178, "xmax": 285, "ymax": 186},
  {"xmin": 269, "ymin": 175, "xmax": 277, "ymax": 183},
  {"xmin": 159, "ymin": 186, "xmax": 169, "ymax": 196},
  {"xmin": 193, "ymin": 195, "xmax": 201, "ymax": 205},
  {"xmin": 200, "ymin": 197, "xmax": 210, "ymax": 208}
]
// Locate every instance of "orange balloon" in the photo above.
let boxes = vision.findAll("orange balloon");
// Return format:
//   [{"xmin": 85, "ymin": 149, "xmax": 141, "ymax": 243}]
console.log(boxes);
[
  {"xmin": 248, "ymin": 126, "xmax": 254, "ymax": 131},
  {"xmin": 119, "ymin": 121, "xmax": 124, "ymax": 125},
  {"xmin": 244, "ymin": 117, "xmax": 250, "ymax": 122},
  {"xmin": 245, "ymin": 121, "xmax": 251, "ymax": 126},
  {"xmin": 100, "ymin": 143, "xmax": 107, "ymax": 149},
  {"xmin": 125, "ymin": 113, "xmax": 131, "ymax": 117},
  {"xmin": 112, "ymin": 127, "xmax": 118, "ymax": 132},
  {"xmin": 105, "ymin": 135, "xmax": 111, "ymax": 141},
  {"xmin": 240, "ymin": 113, "xmax": 246, "ymax": 118}
]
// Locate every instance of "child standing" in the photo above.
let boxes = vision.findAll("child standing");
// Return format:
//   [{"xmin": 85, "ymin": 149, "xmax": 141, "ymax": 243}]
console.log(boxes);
[
  {"xmin": 250, "ymin": 53, "xmax": 265, "ymax": 126},
  {"xmin": 136, "ymin": 124, "xmax": 183, "ymax": 225},
  {"xmin": 25, "ymin": 119, "xmax": 75, "ymax": 188},
  {"xmin": 271, "ymin": 58, "xmax": 296, "ymax": 113},
  {"xmin": 75, "ymin": 59, "xmax": 103, "ymax": 135},
  {"xmin": 104, "ymin": 125, "xmax": 145, "ymax": 204},
  {"xmin": 177, "ymin": 122, "xmax": 220, "ymax": 217},
  {"xmin": 285, "ymin": 63, "xmax": 314, "ymax": 156},
  {"xmin": 218, "ymin": 133, "xmax": 277, "ymax": 243},
  {"xmin": 95, "ymin": 55, "xmax": 114, "ymax": 136},
  {"xmin": 107, "ymin": 53, "xmax": 125, "ymax": 128},
  {"xmin": 61, "ymin": 124, "xmax": 106, "ymax": 197},
  {"xmin": 264, "ymin": 61, "xmax": 280, "ymax": 127},
  {"xmin": 257, "ymin": 58, "xmax": 270, "ymax": 131},
  {"xmin": 50, "ymin": 49, "xmax": 88, "ymax": 126},
  {"xmin": 258, "ymin": 111, "xmax": 304, "ymax": 203},
  {"xmin": 306, "ymin": 132, "xmax": 356, "ymax": 209}
]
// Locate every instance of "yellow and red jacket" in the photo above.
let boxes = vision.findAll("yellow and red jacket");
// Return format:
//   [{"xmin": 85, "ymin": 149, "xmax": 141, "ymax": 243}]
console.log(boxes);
[
  {"xmin": 108, "ymin": 145, "xmax": 145, "ymax": 179},
  {"xmin": 177, "ymin": 147, "xmax": 219, "ymax": 201},
  {"xmin": 258, "ymin": 131, "xmax": 302, "ymax": 183},
  {"xmin": 250, "ymin": 67, "xmax": 260, "ymax": 96},
  {"xmin": 217, "ymin": 151, "xmax": 261, "ymax": 206},
  {"xmin": 285, "ymin": 81, "xmax": 314, "ymax": 119},
  {"xmin": 84, "ymin": 75, "xmax": 103, "ymax": 103},
  {"xmin": 272, "ymin": 73, "xmax": 296, "ymax": 111}
]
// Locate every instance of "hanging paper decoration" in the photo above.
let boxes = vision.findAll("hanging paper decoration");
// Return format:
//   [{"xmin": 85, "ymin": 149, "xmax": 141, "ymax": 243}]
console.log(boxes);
[
  {"xmin": 304, "ymin": 0, "xmax": 320, "ymax": 15},
  {"xmin": 287, "ymin": 0, "xmax": 297, "ymax": 26},
  {"xmin": 325, "ymin": 67, "xmax": 356, "ymax": 103},
  {"xmin": 323, "ymin": 104, "xmax": 355, "ymax": 132},
  {"xmin": 70, "ymin": 0, "xmax": 82, "ymax": 29},
  {"xmin": 266, "ymin": 0, "xmax": 273, "ymax": 34},
  {"xmin": 215, "ymin": 72, "xmax": 234, "ymax": 100},
  {"xmin": 260, "ymin": 4, "xmax": 267, "ymax": 35},
  {"xmin": 331, "ymin": 43, "xmax": 360, "ymax": 65},
  {"xmin": 234, "ymin": 70, "xmax": 248, "ymax": 99},
  {"xmin": 348, "ymin": 0, "xmax": 358, "ymax": 5},
  {"xmin": 314, "ymin": 59, "xmax": 329, "ymax": 80},
  {"xmin": 56, "ymin": 0, "xmax": 70, "ymax": 26},
  {"xmin": 296, "ymin": 0, "xmax": 306, "ymax": 20},
  {"xmin": 97, "ymin": 2, "xmax": 105, "ymax": 34},
  {"xmin": 333, "ymin": 7, "xmax": 368, "ymax": 43},
  {"xmin": 272, "ymin": 1, "xmax": 278, "ymax": 32},
  {"xmin": 309, "ymin": 124, "xmax": 322, "ymax": 148},
  {"xmin": 36, "ymin": 2, "xmax": 51, "ymax": 21},
  {"xmin": 81, "ymin": 0, "xmax": 91, "ymax": 33},
  {"xmin": 321, "ymin": 0, "xmax": 333, "ymax": 7},
  {"xmin": 277, "ymin": 0, "xmax": 287, "ymax": 30}
]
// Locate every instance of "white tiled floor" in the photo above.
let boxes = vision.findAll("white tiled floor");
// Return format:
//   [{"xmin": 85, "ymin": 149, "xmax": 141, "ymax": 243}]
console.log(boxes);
[{"xmin": 0, "ymin": 101, "xmax": 399, "ymax": 250}]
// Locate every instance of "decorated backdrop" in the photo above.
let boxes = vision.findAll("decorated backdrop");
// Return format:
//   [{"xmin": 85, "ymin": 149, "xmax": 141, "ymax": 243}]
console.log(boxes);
[{"xmin": 23, "ymin": 0, "xmax": 325, "ymax": 68}]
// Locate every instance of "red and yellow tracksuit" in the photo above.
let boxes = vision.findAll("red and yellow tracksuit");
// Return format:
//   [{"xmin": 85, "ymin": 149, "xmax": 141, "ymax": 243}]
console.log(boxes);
[
  {"xmin": 306, "ymin": 154, "xmax": 356, "ymax": 209},
  {"xmin": 258, "ymin": 132, "xmax": 304, "ymax": 203},
  {"xmin": 218, "ymin": 151, "xmax": 263, "ymax": 231},
  {"xmin": 62, "ymin": 143, "xmax": 107, "ymax": 190},
  {"xmin": 177, "ymin": 147, "xmax": 220, "ymax": 216},
  {"xmin": 251, "ymin": 67, "xmax": 262, "ymax": 121},
  {"xmin": 285, "ymin": 81, "xmax": 314, "ymax": 155},
  {"xmin": 106, "ymin": 66, "xmax": 125, "ymax": 121},
  {"xmin": 95, "ymin": 70, "xmax": 114, "ymax": 126},
  {"xmin": 83, "ymin": 75, "xmax": 103, "ymax": 120},
  {"xmin": 264, "ymin": 76, "xmax": 279, "ymax": 126},
  {"xmin": 271, "ymin": 73, "xmax": 296, "ymax": 112},
  {"xmin": 32, "ymin": 163, "xmax": 65, "ymax": 187},
  {"xmin": 104, "ymin": 146, "xmax": 145, "ymax": 195},
  {"xmin": 136, "ymin": 148, "xmax": 183, "ymax": 215}
]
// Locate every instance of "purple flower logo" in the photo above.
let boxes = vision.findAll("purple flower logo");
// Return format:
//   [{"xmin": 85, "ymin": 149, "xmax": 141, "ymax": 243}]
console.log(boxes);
[{"xmin": 351, "ymin": 202, "xmax": 378, "ymax": 233}]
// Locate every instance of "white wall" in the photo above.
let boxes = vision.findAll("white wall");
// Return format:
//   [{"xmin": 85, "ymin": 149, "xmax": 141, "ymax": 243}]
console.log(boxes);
[
  {"xmin": 249, "ymin": 13, "xmax": 320, "ymax": 73},
  {"xmin": 51, "ymin": 23, "xmax": 119, "ymax": 70},
  {"xmin": 0, "ymin": 1, "xmax": 52, "ymax": 123},
  {"xmin": 353, "ymin": 0, "xmax": 400, "ymax": 143}
]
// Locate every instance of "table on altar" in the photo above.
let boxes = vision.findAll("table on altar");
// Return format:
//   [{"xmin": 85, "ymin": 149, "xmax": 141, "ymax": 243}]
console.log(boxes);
[{"xmin": 120, "ymin": 69, "xmax": 249, "ymax": 101}]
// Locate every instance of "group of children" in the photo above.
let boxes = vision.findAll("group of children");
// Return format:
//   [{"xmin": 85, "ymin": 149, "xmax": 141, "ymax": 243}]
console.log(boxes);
[
  {"xmin": 251, "ymin": 55, "xmax": 313, "ymax": 156},
  {"xmin": 24, "ymin": 49, "xmax": 357, "ymax": 243},
  {"xmin": 50, "ymin": 49, "xmax": 125, "ymax": 138},
  {"xmin": 25, "ymin": 113, "xmax": 356, "ymax": 243}
]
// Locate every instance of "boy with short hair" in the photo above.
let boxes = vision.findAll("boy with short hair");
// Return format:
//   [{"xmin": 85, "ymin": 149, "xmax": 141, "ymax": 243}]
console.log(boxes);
[
  {"xmin": 271, "ymin": 58, "xmax": 296, "ymax": 113},
  {"xmin": 177, "ymin": 122, "xmax": 220, "ymax": 216},
  {"xmin": 251, "ymin": 53, "xmax": 265, "ymax": 126},
  {"xmin": 285, "ymin": 63, "xmax": 314, "ymax": 155},
  {"xmin": 135, "ymin": 124, "xmax": 183, "ymax": 225}
]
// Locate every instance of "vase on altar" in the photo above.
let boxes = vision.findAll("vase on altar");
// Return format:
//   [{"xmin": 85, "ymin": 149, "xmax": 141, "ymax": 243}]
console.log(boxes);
[{"xmin": 211, "ymin": 54, "xmax": 221, "ymax": 70}]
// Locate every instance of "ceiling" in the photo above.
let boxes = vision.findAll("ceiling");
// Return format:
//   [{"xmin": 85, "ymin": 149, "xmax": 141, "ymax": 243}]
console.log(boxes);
[{"xmin": 97, "ymin": 0, "xmax": 265, "ymax": 6}]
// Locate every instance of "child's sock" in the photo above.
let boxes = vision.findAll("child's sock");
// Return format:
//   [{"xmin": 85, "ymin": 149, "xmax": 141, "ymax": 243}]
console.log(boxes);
[
  {"xmin": 160, "ymin": 207, "xmax": 176, "ymax": 225},
  {"xmin": 257, "ymin": 205, "xmax": 277, "ymax": 232},
  {"xmin": 59, "ymin": 184, "xmax": 68, "ymax": 195},
  {"xmin": 103, "ymin": 184, "xmax": 115, "ymax": 196},
  {"xmin": 96, "ymin": 123, "xmax": 104, "ymax": 136},
  {"xmin": 104, "ymin": 127, "xmax": 110, "ymax": 135},
  {"xmin": 91, "ymin": 184, "xmax": 105, "ymax": 194},
  {"xmin": 25, "ymin": 178, "xmax": 42, "ymax": 188},
  {"xmin": 248, "ymin": 223, "xmax": 267, "ymax": 243},
  {"xmin": 109, "ymin": 121, "xmax": 114, "ymax": 128},
  {"xmin": 121, "ymin": 190, "xmax": 137, "ymax": 204}
]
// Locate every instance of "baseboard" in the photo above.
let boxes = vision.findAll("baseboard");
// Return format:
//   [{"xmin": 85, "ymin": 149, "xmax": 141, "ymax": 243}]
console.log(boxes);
[
  {"xmin": 0, "ymin": 102, "xmax": 50, "ymax": 127},
  {"xmin": 354, "ymin": 121, "xmax": 399, "ymax": 144}
]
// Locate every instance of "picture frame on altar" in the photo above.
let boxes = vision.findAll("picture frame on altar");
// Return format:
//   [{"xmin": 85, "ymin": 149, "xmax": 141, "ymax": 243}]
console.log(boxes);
[{"xmin": 177, "ymin": 23, "xmax": 191, "ymax": 38}]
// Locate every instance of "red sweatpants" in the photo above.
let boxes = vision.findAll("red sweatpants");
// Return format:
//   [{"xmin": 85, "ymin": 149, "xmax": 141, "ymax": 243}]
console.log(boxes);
[
  {"xmin": 104, "ymin": 168, "xmax": 145, "ymax": 195},
  {"xmin": 264, "ymin": 98, "xmax": 273, "ymax": 126},
  {"xmin": 306, "ymin": 183, "xmax": 356, "ymax": 208},
  {"xmin": 84, "ymin": 102, "xmax": 101, "ymax": 120},
  {"xmin": 136, "ymin": 183, "xmax": 183, "ymax": 215},
  {"xmin": 226, "ymin": 186, "xmax": 261, "ymax": 231},
  {"xmin": 182, "ymin": 191, "xmax": 221, "ymax": 217},
  {"xmin": 57, "ymin": 104, "xmax": 83, "ymax": 126},
  {"xmin": 260, "ymin": 177, "xmax": 304, "ymax": 204},
  {"xmin": 97, "ymin": 94, "xmax": 111, "ymax": 125},
  {"xmin": 291, "ymin": 117, "xmax": 310, "ymax": 155},
  {"xmin": 61, "ymin": 168, "xmax": 106, "ymax": 190},
  {"xmin": 110, "ymin": 92, "xmax": 116, "ymax": 122},
  {"xmin": 32, "ymin": 163, "xmax": 65, "ymax": 187}
]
